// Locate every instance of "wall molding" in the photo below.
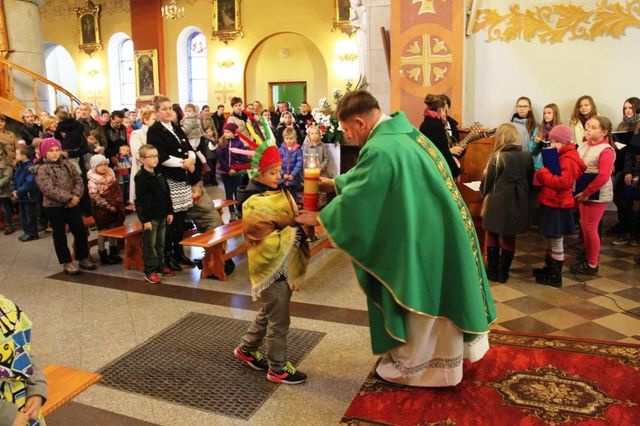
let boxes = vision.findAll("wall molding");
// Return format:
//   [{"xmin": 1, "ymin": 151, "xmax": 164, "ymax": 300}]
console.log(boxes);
[
  {"xmin": 40, "ymin": 0, "xmax": 130, "ymax": 19},
  {"xmin": 472, "ymin": 0, "xmax": 640, "ymax": 43}
]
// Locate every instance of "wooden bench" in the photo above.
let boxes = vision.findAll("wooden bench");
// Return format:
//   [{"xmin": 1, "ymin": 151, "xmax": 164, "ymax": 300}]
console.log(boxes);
[
  {"xmin": 181, "ymin": 222, "xmax": 333, "ymax": 281},
  {"xmin": 42, "ymin": 364, "xmax": 101, "ymax": 416},
  {"xmin": 213, "ymin": 198, "xmax": 236, "ymax": 219},
  {"xmin": 181, "ymin": 220, "xmax": 246, "ymax": 281},
  {"xmin": 98, "ymin": 222, "xmax": 144, "ymax": 272},
  {"xmin": 71, "ymin": 216, "xmax": 98, "ymax": 260}
]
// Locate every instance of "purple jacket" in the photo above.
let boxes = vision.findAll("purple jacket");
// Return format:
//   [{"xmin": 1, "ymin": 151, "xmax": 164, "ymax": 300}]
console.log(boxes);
[
  {"xmin": 216, "ymin": 137, "xmax": 249, "ymax": 175},
  {"xmin": 35, "ymin": 159, "xmax": 84, "ymax": 208}
]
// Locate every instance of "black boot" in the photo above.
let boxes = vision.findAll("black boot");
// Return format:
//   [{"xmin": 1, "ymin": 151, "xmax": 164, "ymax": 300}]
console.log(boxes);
[
  {"xmin": 536, "ymin": 258, "xmax": 563, "ymax": 288},
  {"xmin": 224, "ymin": 258, "xmax": 235, "ymax": 275},
  {"xmin": 533, "ymin": 251, "xmax": 552, "ymax": 277},
  {"xmin": 165, "ymin": 256, "xmax": 182, "ymax": 271},
  {"xmin": 109, "ymin": 246, "xmax": 123, "ymax": 264},
  {"xmin": 99, "ymin": 249, "xmax": 115, "ymax": 265},
  {"xmin": 498, "ymin": 250, "xmax": 515, "ymax": 283},
  {"xmin": 486, "ymin": 247, "xmax": 499, "ymax": 282},
  {"xmin": 174, "ymin": 252, "xmax": 195, "ymax": 267}
]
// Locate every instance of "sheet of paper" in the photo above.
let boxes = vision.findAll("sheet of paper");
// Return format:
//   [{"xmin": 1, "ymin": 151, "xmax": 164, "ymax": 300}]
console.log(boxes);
[
  {"xmin": 614, "ymin": 142, "xmax": 627, "ymax": 150},
  {"xmin": 463, "ymin": 181, "xmax": 481, "ymax": 192}
]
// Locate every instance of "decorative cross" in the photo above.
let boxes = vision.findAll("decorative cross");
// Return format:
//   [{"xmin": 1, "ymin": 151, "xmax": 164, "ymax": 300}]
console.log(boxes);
[
  {"xmin": 214, "ymin": 82, "xmax": 234, "ymax": 104},
  {"xmin": 412, "ymin": 0, "xmax": 438, "ymax": 15},
  {"xmin": 400, "ymin": 34, "xmax": 452, "ymax": 87}
]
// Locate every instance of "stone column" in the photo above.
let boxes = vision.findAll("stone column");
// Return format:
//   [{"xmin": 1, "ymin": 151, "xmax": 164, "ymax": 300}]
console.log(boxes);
[
  {"xmin": 356, "ymin": 0, "xmax": 391, "ymax": 113},
  {"xmin": 4, "ymin": 0, "xmax": 47, "ymax": 111}
]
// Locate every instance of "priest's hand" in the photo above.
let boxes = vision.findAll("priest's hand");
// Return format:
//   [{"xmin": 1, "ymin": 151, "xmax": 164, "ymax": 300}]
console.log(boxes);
[
  {"xmin": 318, "ymin": 177, "xmax": 335, "ymax": 193},
  {"xmin": 295, "ymin": 211, "xmax": 320, "ymax": 227}
]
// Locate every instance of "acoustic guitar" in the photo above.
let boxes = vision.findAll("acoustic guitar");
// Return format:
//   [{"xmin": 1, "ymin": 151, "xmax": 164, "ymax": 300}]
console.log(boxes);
[{"xmin": 451, "ymin": 123, "xmax": 497, "ymax": 168}]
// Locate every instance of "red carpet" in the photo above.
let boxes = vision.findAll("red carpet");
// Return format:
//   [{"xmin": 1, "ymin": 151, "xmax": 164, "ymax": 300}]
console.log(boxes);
[{"xmin": 340, "ymin": 331, "xmax": 640, "ymax": 425}]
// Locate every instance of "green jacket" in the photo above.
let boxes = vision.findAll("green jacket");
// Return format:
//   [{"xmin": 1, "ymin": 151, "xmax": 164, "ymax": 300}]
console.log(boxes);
[{"xmin": 319, "ymin": 112, "xmax": 496, "ymax": 354}]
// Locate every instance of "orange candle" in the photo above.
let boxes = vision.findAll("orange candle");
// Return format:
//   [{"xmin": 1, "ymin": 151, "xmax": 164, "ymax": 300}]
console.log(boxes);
[{"xmin": 303, "ymin": 152, "xmax": 321, "ymax": 211}]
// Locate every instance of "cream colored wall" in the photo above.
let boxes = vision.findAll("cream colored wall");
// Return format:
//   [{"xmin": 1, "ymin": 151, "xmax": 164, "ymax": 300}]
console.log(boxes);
[
  {"xmin": 39, "ymin": 3, "xmax": 131, "ymax": 110},
  {"xmin": 162, "ymin": 0, "xmax": 349, "ymax": 109},
  {"xmin": 464, "ymin": 0, "xmax": 640, "ymax": 128}
]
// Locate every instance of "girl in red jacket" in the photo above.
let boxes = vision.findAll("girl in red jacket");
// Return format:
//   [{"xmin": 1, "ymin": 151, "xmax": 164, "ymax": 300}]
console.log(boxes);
[{"xmin": 533, "ymin": 125, "xmax": 586, "ymax": 287}]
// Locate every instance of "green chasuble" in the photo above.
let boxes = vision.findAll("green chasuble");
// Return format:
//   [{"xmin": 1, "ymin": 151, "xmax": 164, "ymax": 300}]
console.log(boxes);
[{"xmin": 319, "ymin": 112, "xmax": 496, "ymax": 354}]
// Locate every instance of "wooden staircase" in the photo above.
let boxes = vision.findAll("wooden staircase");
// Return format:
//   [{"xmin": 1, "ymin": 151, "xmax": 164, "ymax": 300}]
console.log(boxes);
[{"xmin": 0, "ymin": 56, "xmax": 81, "ymax": 121}]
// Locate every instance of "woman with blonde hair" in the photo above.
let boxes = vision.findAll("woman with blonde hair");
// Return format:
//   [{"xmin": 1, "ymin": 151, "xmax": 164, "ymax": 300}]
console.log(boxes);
[
  {"xmin": 128, "ymin": 108, "xmax": 156, "ymax": 204},
  {"xmin": 480, "ymin": 123, "xmax": 534, "ymax": 282}
]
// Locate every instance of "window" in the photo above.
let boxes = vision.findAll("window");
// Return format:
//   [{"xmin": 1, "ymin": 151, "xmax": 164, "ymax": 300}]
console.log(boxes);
[
  {"xmin": 187, "ymin": 32, "xmax": 208, "ymax": 106},
  {"xmin": 119, "ymin": 38, "xmax": 135, "ymax": 109}
]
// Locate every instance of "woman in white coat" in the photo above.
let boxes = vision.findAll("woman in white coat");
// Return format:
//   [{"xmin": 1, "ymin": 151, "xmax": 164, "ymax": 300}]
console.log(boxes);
[{"xmin": 128, "ymin": 108, "xmax": 156, "ymax": 204}]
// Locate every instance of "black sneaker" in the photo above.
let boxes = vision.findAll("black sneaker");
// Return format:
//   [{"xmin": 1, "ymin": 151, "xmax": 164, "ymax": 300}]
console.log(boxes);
[
  {"xmin": 267, "ymin": 361, "xmax": 307, "ymax": 384},
  {"xmin": 570, "ymin": 261, "xmax": 598, "ymax": 275},
  {"xmin": 224, "ymin": 259, "xmax": 235, "ymax": 275},
  {"xmin": 233, "ymin": 346, "xmax": 269, "ymax": 371}
]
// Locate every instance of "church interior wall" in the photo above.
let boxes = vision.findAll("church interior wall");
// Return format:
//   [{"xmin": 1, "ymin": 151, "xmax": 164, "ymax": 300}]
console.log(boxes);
[{"xmin": 463, "ymin": 0, "xmax": 640, "ymax": 128}]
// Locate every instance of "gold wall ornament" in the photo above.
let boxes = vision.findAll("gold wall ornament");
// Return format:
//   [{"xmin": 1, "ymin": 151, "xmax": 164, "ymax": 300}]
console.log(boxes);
[
  {"xmin": 400, "ymin": 34, "xmax": 453, "ymax": 88},
  {"xmin": 472, "ymin": 0, "xmax": 640, "ymax": 44},
  {"xmin": 332, "ymin": 0, "xmax": 356, "ymax": 36},
  {"xmin": 76, "ymin": 0, "xmax": 101, "ymax": 56},
  {"xmin": 412, "ymin": 0, "xmax": 445, "ymax": 15},
  {"xmin": 212, "ymin": 0, "xmax": 243, "ymax": 44}
]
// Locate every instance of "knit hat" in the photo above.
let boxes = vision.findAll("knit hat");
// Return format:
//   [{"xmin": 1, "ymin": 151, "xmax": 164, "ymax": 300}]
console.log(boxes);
[
  {"xmin": 223, "ymin": 122, "xmax": 238, "ymax": 134},
  {"xmin": 39, "ymin": 137, "xmax": 61, "ymax": 158},
  {"xmin": 90, "ymin": 154, "xmax": 109, "ymax": 169},
  {"xmin": 548, "ymin": 125, "xmax": 573, "ymax": 145},
  {"xmin": 257, "ymin": 146, "xmax": 282, "ymax": 173}
]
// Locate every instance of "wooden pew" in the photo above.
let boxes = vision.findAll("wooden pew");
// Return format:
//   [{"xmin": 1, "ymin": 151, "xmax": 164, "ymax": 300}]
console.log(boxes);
[
  {"xmin": 181, "ymin": 220, "xmax": 245, "ymax": 281},
  {"xmin": 213, "ymin": 198, "xmax": 236, "ymax": 219},
  {"xmin": 98, "ymin": 222, "xmax": 144, "ymax": 272},
  {"xmin": 42, "ymin": 364, "xmax": 101, "ymax": 416}
]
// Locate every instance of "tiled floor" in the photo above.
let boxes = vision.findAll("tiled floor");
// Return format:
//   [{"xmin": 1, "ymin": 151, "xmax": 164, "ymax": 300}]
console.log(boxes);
[{"xmin": 1, "ymin": 184, "xmax": 638, "ymax": 425}]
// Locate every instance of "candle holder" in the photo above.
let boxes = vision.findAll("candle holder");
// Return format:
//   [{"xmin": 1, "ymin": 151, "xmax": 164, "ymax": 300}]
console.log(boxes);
[{"xmin": 303, "ymin": 152, "xmax": 320, "ymax": 211}]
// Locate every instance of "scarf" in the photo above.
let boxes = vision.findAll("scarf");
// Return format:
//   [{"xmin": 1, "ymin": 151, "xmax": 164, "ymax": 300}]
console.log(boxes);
[
  {"xmin": 423, "ymin": 109, "xmax": 444, "ymax": 124},
  {"xmin": 541, "ymin": 122, "xmax": 554, "ymax": 139},
  {"xmin": 241, "ymin": 189, "xmax": 309, "ymax": 300},
  {"xmin": 0, "ymin": 296, "xmax": 45, "ymax": 425},
  {"xmin": 623, "ymin": 113, "xmax": 640, "ymax": 126},
  {"xmin": 579, "ymin": 114, "xmax": 589, "ymax": 128}
]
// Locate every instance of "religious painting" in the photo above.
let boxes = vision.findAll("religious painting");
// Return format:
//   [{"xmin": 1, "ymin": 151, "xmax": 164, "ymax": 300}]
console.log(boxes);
[
  {"xmin": 134, "ymin": 50, "xmax": 159, "ymax": 100},
  {"xmin": 212, "ymin": 0, "xmax": 243, "ymax": 44},
  {"xmin": 333, "ymin": 0, "xmax": 356, "ymax": 36},
  {"xmin": 76, "ymin": 0, "xmax": 101, "ymax": 56}
]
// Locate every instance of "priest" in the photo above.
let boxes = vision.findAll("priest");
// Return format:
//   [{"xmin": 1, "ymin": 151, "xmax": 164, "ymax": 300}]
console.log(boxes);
[{"xmin": 296, "ymin": 91, "xmax": 496, "ymax": 387}]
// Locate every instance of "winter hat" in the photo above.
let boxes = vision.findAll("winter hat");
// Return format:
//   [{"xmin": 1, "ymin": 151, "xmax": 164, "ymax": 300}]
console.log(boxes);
[
  {"xmin": 39, "ymin": 137, "xmax": 61, "ymax": 158},
  {"xmin": 90, "ymin": 154, "xmax": 109, "ymax": 169},
  {"xmin": 548, "ymin": 125, "xmax": 573, "ymax": 145},
  {"xmin": 223, "ymin": 122, "xmax": 238, "ymax": 134},
  {"xmin": 257, "ymin": 146, "xmax": 282, "ymax": 173}
]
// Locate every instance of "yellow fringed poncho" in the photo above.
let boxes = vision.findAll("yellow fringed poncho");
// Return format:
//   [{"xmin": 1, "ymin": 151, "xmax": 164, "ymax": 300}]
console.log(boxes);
[{"xmin": 241, "ymin": 188, "xmax": 309, "ymax": 300}]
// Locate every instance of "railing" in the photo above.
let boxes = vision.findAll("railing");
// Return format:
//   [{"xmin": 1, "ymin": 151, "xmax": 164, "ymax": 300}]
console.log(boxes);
[{"xmin": 0, "ymin": 56, "xmax": 81, "ymax": 114}]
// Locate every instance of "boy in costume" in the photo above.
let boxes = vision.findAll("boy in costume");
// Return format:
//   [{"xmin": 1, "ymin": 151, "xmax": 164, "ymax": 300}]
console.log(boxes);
[{"xmin": 232, "ymin": 119, "xmax": 310, "ymax": 384}]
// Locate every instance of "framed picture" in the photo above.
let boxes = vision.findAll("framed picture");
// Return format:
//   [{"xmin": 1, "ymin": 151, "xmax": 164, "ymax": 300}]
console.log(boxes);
[
  {"xmin": 212, "ymin": 0, "xmax": 243, "ymax": 44},
  {"xmin": 76, "ymin": 0, "xmax": 101, "ymax": 56},
  {"xmin": 333, "ymin": 0, "xmax": 356, "ymax": 36},
  {"xmin": 134, "ymin": 50, "xmax": 159, "ymax": 100}
]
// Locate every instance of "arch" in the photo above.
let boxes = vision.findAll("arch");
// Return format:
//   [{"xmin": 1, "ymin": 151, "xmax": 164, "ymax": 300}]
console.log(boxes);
[
  {"xmin": 44, "ymin": 43, "xmax": 78, "ymax": 113},
  {"xmin": 108, "ymin": 32, "xmax": 135, "ymax": 110},
  {"xmin": 177, "ymin": 26, "xmax": 207, "ymax": 106},
  {"xmin": 243, "ymin": 32, "xmax": 328, "ymax": 112}
]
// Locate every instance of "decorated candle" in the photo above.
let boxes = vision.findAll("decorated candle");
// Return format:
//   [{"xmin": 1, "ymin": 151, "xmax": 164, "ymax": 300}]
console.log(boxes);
[{"xmin": 303, "ymin": 153, "xmax": 320, "ymax": 211}]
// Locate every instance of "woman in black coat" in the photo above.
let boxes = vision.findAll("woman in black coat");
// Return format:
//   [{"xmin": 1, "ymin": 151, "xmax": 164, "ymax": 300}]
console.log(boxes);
[
  {"xmin": 480, "ymin": 123, "xmax": 534, "ymax": 283},
  {"xmin": 147, "ymin": 96, "xmax": 196, "ymax": 271},
  {"xmin": 419, "ymin": 94, "xmax": 460, "ymax": 178}
]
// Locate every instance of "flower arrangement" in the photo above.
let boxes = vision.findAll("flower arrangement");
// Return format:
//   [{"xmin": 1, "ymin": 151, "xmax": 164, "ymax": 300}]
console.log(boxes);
[{"xmin": 311, "ymin": 76, "xmax": 368, "ymax": 145}]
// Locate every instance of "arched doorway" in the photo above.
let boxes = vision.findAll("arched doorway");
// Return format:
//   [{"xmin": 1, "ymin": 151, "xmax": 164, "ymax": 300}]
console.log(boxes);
[
  {"xmin": 244, "ymin": 33, "xmax": 327, "ymax": 112},
  {"xmin": 44, "ymin": 43, "xmax": 78, "ymax": 113}
]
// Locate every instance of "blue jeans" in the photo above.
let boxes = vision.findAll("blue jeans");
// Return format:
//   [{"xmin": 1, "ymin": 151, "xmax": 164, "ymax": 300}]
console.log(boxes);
[{"xmin": 18, "ymin": 202, "xmax": 38, "ymax": 237}]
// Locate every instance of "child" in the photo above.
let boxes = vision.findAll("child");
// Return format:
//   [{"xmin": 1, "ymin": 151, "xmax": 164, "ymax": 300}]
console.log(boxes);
[
  {"xmin": 34, "ymin": 138, "xmax": 96, "ymax": 275},
  {"xmin": 570, "ymin": 116, "xmax": 616, "ymax": 275},
  {"xmin": 201, "ymin": 126, "xmax": 218, "ymax": 186},
  {"xmin": 529, "ymin": 103, "xmax": 561, "ymax": 172},
  {"xmin": 481, "ymin": 123, "xmax": 533, "ymax": 283},
  {"xmin": 275, "ymin": 111, "xmax": 303, "ymax": 146},
  {"xmin": 20, "ymin": 108, "xmax": 41, "ymax": 146},
  {"xmin": 135, "ymin": 144, "xmax": 175, "ymax": 284},
  {"xmin": 279, "ymin": 127, "xmax": 303, "ymax": 202},
  {"xmin": 302, "ymin": 125, "xmax": 330, "ymax": 177},
  {"xmin": 0, "ymin": 294, "xmax": 47, "ymax": 426},
  {"xmin": 181, "ymin": 103, "xmax": 208, "ymax": 171},
  {"xmin": 116, "ymin": 145, "xmax": 132, "ymax": 205},
  {"xmin": 87, "ymin": 154, "xmax": 126, "ymax": 264},
  {"xmin": 216, "ymin": 123, "xmax": 249, "ymax": 221},
  {"xmin": 11, "ymin": 146, "xmax": 40, "ymax": 241},
  {"xmin": 123, "ymin": 116, "xmax": 133, "ymax": 143},
  {"xmin": 569, "ymin": 95, "xmax": 598, "ymax": 146},
  {"xmin": 0, "ymin": 113, "xmax": 17, "ymax": 165},
  {"xmin": 0, "ymin": 144, "xmax": 14, "ymax": 235},
  {"xmin": 233, "ymin": 143, "xmax": 309, "ymax": 384},
  {"xmin": 533, "ymin": 125, "xmax": 586, "ymax": 287},
  {"xmin": 510, "ymin": 96, "xmax": 536, "ymax": 151}
]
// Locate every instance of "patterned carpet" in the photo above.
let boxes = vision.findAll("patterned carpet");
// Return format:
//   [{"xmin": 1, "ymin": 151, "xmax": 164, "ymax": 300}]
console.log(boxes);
[
  {"xmin": 340, "ymin": 331, "xmax": 640, "ymax": 425},
  {"xmin": 489, "ymin": 226, "xmax": 640, "ymax": 344}
]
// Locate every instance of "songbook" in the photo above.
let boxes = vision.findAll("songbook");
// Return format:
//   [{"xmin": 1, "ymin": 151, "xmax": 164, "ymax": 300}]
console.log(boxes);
[
  {"xmin": 574, "ymin": 172, "xmax": 600, "ymax": 200},
  {"xmin": 614, "ymin": 142, "xmax": 627, "ymax": 151},
  {"xmin": 612, "ymin": 131, "xmax": 634, "ymax": 145},
  {"xmin": 541, "ymin": 148, "xmax": 561, "ymax": 176},
  {"xmin": 463, "ymin": 181, "xmax": 481, "ymax": 192}
]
